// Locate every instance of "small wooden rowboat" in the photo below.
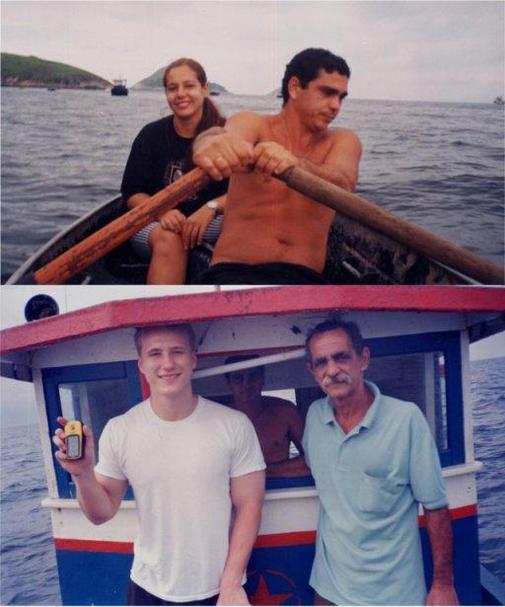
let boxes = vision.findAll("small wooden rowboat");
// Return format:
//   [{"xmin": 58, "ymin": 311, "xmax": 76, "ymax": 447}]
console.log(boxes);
[{"xmin": 6, "ymin": 167, "xmax": 504, "ymax": 285}]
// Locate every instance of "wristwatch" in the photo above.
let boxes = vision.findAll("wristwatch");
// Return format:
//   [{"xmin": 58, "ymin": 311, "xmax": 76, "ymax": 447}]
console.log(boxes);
[{"xmin": 206, "ymin": 200, "xmax": 219, "ymax": 213}]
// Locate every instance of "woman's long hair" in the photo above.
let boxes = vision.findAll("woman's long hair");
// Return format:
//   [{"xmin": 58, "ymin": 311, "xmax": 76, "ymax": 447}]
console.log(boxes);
[{"xmin": 163, "ymin": 57, "xmax": 225, "ymax": 139}]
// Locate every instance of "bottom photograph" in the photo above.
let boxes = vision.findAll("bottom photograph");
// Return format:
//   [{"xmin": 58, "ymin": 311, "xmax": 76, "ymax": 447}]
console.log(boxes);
[{"xmin": 1, "ymin": 285, "xmax": 504, "ymax": 606}]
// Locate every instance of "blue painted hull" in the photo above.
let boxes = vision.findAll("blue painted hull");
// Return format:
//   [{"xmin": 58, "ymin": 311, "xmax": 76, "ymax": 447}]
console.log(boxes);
[{"xmin": 55, "ymin": 515, "xmax": 481, "ymax": 605}]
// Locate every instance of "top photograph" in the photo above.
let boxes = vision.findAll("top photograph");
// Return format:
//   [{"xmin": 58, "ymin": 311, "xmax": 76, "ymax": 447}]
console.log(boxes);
[{"xmin": 2, "ymin": 1, "xmax": 504, "ymax": 286}]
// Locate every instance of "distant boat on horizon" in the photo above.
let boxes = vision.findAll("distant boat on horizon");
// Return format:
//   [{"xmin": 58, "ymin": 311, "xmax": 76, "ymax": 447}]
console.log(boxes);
[
  {"xmin": 111, "ymin": 78, "xmax": 128, "ymax": 96},
  {"xmin": 493, "ymin": 95, "xmax": 504, "ymax": 105}
]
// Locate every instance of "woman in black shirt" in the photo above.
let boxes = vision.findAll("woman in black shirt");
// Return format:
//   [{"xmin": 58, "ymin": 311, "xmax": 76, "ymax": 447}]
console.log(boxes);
[{"xmin": 121, "ymin": 58, "xmax": 227, "ymax": 283}]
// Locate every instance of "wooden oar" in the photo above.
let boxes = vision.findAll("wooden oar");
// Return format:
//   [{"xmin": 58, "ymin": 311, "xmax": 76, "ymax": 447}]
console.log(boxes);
[
  {"xmin": 34, "ymin": 168, "xmax": 210, "ymax": 285},
  {"xmin": 35, "ymin": 162, "xmax": 503, "ymax": 285},
  {"xmin": 278, "ymin": 166, "xmax": 504, "ymax": 285}
]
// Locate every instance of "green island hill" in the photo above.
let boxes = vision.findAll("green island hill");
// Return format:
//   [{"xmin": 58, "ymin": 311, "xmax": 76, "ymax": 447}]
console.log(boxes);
[
  {"xmin": 1, "ymin": 53, "xmax": 112, "ymax": 90},
  {"xmin": 133, "ymin": 65, "xmax": 228, "ymax": 94}
]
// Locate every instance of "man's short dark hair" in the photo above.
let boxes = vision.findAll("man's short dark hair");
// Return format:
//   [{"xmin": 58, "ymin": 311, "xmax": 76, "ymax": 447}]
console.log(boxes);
[
  {"xmin": 224, "ymin": 354, "xmax": 264, "ymax": 379},
  {"xmin": 305, "ymin": 316, "xmax": 365, "ymax": 362},
  {"xmin": 134, "ymin": 324, "xmax": 196, "ymax": 355},
  {"xmin": 281, "ymin": 48, "xmax": 351, "ymax": 106}
]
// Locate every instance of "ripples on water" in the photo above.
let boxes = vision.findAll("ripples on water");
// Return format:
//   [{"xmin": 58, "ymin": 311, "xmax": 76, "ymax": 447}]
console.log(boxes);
[
  {"xmin": 0, "ymin": 425, "xmax": 61, "ymax": 605},
  {"xmin": 0, "ymin": 359, "xmax": 503, "ymax": 604},
  {"xmin": 472, "ymin": 357, "xmax": 505, "ymax": 584},
  {"xmin": 1, "ymin": 88, "xmax": 504, "ymax": 276}
]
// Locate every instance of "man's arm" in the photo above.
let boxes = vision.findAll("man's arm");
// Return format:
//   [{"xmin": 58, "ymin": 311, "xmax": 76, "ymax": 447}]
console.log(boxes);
[
  {"xmin": 193, "ymin": 112, "xmax": 260, "ymax": 181},
  {"xmin": 218, "ymin": 470, "xmax": 265, "ymax": 606},
  {"xmin": 424, "ymin": 506, "xmax": 460, "ymax": 606},
  {"xmin": 250, "ymin": 129, "xmax": 361, "ymax": 191},
  {"xmin": 265, "ymin": 456, "xmax": 311, "ymax": 478},
  {"xmin": 53, "ymin": 417, "xmax": 128, "ymax": 525},
  {"xmin": 74, "ymin": 471, "xmax": 128, "ymax": 525},
  {"xmin": 265, "ymin": 404, "xmax": 311, "ymax": 478},
  {"xmin": 297, "ymin": 129, "xmax": 362, "ymax": 191}
]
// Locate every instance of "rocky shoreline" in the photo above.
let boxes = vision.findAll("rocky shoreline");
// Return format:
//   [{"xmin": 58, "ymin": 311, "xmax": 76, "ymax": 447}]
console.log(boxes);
[{"xmin": 2, "ymin": 78, "xmax": 110, "ymax": 90}]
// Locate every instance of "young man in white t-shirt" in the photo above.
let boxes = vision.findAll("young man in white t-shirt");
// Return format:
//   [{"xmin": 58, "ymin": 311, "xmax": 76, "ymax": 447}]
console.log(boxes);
[{"xmin": 53, "ymin": 324, "xmax": 266, "ymax": 606}]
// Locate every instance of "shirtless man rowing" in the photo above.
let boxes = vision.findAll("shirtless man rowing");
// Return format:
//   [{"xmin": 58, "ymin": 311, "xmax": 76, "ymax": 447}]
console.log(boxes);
[{"xmin": 192, "ymin": 47, "xmax": 362, "ymax": 284}]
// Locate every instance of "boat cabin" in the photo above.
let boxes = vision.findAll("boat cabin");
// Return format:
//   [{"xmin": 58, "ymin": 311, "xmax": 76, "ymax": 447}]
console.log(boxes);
[{"xmin": 1, "ymin": 286, "xmax": 504, "ymax": 605}]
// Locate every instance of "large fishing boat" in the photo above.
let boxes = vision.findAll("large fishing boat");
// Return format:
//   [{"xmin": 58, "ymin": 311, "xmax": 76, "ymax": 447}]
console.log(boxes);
[{"xmin": 1, "ymin": 286, "xmax": 504, "ymax": 605}]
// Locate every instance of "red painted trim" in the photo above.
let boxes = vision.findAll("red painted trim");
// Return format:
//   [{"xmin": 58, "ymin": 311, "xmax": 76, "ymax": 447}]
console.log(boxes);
[
  {"xmin": 2, "ymin": 287, "xmax": 504, "ymax": 354},
  {"xmin": 255, "ymin": 530, "xmax": 316, "ymax": 548},
  {"xmin": 54, "ymin": 538, "xmax": 133, "ymax": 554},
  {"xmin": 419, "ymin": 503, "xmax": 477, "ymax": 527},
  {"xmin": 54, "ymin": 505, "xmax": 478, "ymax": 554}
]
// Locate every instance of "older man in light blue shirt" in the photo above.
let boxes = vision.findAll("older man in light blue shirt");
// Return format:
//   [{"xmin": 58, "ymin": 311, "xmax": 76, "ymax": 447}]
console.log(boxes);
[{"xmin": 302, "ymin": 317, "xmax": 459, "ymax": 606}]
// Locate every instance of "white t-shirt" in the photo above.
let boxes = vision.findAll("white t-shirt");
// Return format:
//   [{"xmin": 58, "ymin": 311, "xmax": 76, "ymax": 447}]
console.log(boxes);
[{"xmin": 95, "ymin": 396, "xmax": 266, "ymax": 602}]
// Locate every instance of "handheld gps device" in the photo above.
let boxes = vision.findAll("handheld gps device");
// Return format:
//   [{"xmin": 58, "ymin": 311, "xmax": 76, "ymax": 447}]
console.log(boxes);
[{"xmin": 64, "ymin": 420, "xmax": 84, "ymax": 460}]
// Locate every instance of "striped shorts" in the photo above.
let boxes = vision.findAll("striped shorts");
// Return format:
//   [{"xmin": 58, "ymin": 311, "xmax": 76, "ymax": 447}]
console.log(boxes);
[{"xmin": 130, "ymin": 215, "xmax": 223, "ymax": 260}]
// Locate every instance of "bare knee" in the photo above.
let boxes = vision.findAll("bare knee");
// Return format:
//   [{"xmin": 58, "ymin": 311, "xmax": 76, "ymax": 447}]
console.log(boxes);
[{"xmin": 150, "ymin": 226, "xmax": 183, "ymax": 256}]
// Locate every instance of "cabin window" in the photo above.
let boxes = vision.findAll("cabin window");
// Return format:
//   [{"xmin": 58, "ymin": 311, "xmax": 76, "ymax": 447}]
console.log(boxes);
[
  {"xmin": 58, "ymin": 379, "xmax": 131, "ymax": 463},
  {"xmin": 366, "ymin": 350, "xmax": 449, "ymax": 452},
  {"xmin": 367, "ymin": 330, "xmax": 463, "ymax": 467},
  {"xmin": 43, "ymin": 361, "xmax": 142, "ymax": 499}
]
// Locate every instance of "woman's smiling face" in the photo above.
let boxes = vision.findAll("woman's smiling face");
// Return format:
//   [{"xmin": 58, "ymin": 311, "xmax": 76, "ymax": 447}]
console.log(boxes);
[{"xmin": 165, "ymin": 64, "xmax": 208, "ymax": 122}]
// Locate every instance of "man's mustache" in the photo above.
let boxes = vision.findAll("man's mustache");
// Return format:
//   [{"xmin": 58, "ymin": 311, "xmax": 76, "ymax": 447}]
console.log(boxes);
[{"xmin": 322, "ymin": 372, "xmax": 352, "ymax": 388}]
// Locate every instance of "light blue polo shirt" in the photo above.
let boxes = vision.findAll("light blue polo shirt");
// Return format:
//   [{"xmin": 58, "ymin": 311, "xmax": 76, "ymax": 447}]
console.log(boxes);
[{"xmin": 302, "ymin": 381, "xmax": 448, "ymax": 606}]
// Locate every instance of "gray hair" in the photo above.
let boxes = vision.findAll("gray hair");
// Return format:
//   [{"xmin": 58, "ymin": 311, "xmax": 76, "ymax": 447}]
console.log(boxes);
[{"xmin": 305, "ymin": 316, "xmax": 365, "ymax": 363}]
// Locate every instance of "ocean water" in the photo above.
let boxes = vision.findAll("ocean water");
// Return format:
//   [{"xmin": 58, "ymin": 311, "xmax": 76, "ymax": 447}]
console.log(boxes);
[
  {"xmin": 1, "ymin": 87, "xmax": 504, "ymax": 277},
  {"xmin": 0, "ymin": 425, "xmax": 60, "ymax": 605},
  {"xmin": 0, "ymin": 357, "xmax": 504, "ymax": 605},
  {"xmin": 472, "ymin": 357, "xmax": 505, "ymax": 583}
]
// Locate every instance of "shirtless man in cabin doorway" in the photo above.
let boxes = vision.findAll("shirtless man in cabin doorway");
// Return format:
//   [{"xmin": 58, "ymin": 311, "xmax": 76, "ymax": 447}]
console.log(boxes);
[
  {"xmin": 225, "ymin": 355, "xmax": 310, "ymax": 477},
  {"xmin": 192, "ymin": 47, "xmax": 362, "ymax": 284}
]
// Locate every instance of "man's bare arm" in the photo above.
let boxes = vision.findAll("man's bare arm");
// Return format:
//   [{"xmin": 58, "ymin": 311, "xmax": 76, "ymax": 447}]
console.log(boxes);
[
  {"xmin": 193, "ymin": 113, "xmax": 261, "ymax": 181},
  {"xmin": 75, "ymin": 471, "xmax": 128, "ymax": 525},
  {"xmin": 251, "ymin": 129, "xmax": 361, "ymax": 191},
  {"xmin": 218, "ymin": 470, "xmax": 265, "ymax": 605},
  {"xmin": 266, "ymin": 405, "xmax": 310, "ymax": 477},
  {"xmin": 266, "ymin": 456, "xmax": 311, "ymax": 478},
  {"xmin": 424, "ymin": 506, "xmax": 460, "ymax": 606},
  {"xmin": 297, "ymin": 129, "xmax": 362, "ymax": 191}
]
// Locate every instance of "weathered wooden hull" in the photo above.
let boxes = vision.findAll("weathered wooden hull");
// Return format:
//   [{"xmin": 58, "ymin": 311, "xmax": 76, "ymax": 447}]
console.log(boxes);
[
  {"xmin": 6, "ymin": 195, "xmax": 472, "ymax": 285},
  {"xmin": 324, "ymin": 212, "xmax": 468, "ymax": 284}
]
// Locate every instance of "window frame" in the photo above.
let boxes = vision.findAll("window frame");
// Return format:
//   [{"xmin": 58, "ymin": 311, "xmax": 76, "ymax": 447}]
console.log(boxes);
[
  {"xmin": 365, "ymin": 330, "xmax": 464, "ymax": 467},
  {"xmin": 43, "ymin": 361, "xmax": 142, "ymax": 498}
]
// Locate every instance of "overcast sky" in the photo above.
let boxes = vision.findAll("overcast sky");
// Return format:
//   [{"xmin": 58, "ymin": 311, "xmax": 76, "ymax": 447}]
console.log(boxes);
[{"xmin": 2, "ymin": 0, "xmax": 504, "ymax": 102}]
